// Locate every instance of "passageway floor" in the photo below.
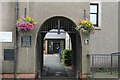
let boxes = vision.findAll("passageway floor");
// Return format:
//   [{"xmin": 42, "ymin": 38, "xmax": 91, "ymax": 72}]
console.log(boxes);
[{"xmin": 42, "ymin": 54, "xmax": 75, "ymax": 78}]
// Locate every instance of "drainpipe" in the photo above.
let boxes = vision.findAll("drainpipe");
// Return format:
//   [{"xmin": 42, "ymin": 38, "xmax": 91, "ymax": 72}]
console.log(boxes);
[
  {"xmin": 14, "ymin": 0, "xmax": 19, "ymax": 79},
  {"xmin": 57, "ymin": 19, "xmax": 60, "ymax": 34},
  {"xmin": 84, "ymin": 9, "xmax": 86, "ymax": 20}
]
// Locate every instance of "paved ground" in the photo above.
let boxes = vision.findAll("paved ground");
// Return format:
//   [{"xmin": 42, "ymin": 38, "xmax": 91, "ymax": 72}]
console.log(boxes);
[
  {"xmin": 90, "ymin": 72, "xmax": 118, "ymax": 78},
  {"xmin": 41, "ymin": 54, "xmax": 76, "ymax": 80},
  {"xmin": 41, "ymin": 54, "xmax": 75, "ymax": 79},
  {"xmin": 43, "ymin": 54, "xmax": 68, "ymax": 77}
]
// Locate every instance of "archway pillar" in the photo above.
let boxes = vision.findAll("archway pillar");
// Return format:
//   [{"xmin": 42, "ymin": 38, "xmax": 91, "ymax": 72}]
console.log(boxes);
[{"xmin": 80, "ymin": 32, "xmax": 90, "ymax": 79}]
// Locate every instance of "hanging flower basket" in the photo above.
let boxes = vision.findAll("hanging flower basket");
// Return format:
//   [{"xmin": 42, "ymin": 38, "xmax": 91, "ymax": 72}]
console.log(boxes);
[
  {"xmin": 75, "ymin": 18, "xmax": 95, "ymax": 34},
  {"xmin": 15, "ymin": 16, "xmax": 37, "ymax": 32}
]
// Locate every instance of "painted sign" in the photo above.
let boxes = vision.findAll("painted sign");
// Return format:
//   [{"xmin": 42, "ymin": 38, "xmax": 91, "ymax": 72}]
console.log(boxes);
[{"xmin": 0, "ymin": 32, "xmax": 12, "ymax": 42}]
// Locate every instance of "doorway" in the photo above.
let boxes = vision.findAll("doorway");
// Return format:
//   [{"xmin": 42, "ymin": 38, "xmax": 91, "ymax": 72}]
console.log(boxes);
[
  {"xmin": 45, "ymin": 39, "xmax": 65, "ymax": 54},
  {"xmin": 53, "ymin": 43, "xmax": 60, "ymax": 53},
  {"xmin": 36, "ymin": 16, "xmax": 82, "ymax": 79}
]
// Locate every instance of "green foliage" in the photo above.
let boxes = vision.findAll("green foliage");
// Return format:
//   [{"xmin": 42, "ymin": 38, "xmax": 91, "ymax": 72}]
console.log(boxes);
[
  {"xmin": 96, "ymin": 68, "xmax": 109, "ymax": 72},
  {"xmin": 113, "ymin": 72, "xmax": 118, "ymax": 75},
  {"xmin": 62, "ymin": 49, "xmax": 72, "ymax": 66}
]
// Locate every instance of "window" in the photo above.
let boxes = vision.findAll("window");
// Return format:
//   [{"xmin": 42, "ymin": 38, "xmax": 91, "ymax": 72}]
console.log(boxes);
[{"xmin": 90, "ymin": 3, "xmax": 99, "ymax": 27}]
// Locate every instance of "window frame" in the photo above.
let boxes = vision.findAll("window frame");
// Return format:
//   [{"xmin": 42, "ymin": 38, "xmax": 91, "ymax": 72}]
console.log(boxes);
[{"xmin": 90, "ymin": 3, "xmax": 99, "ymax": 27}]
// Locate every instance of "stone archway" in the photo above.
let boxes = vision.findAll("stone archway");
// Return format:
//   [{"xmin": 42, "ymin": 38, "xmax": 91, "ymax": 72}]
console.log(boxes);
[{"xmin": 36, "ymin": 16, "xmax": 89, "ymax": 79}]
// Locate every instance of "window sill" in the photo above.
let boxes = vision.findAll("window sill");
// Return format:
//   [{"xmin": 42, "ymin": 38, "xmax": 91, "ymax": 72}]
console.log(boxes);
[{"xmin": 94, "ymin": 27, "xmax": 101, "ymax": 30}]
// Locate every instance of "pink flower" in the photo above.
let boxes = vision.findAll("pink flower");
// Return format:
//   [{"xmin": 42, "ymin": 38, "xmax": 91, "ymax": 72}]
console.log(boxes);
[
  {"xmin": 29, "ymin": 23, "xmax": 33, "ymax": 25},
  {"xmin": 92, "ymin": 27, "xmax": 95, "ymax": 29},
  {"xmin": 17, "ymin": 22, "xmax": 35, "ymax": 31},
  {"xmin": 85, "ymin": 18, "xmax": 89, "ymax": 20},
  {"xmin": 81, "ymin": 28, "xmax": 84, "ymax": 31},
  {"xmin": 18, "ymin": 27, "xmax": 21, "ymax": 30},
  {"xmin": 83, "ymin": 30, "xmax": 86, "ymax": 32},
  {"xmin": 23, "ymin": 27, "xmax": 27, "ymax": 31},
  {"xmin": 90, "ymin": 23, "xmax": 93, "ymax": 24},
  {"xmin": 79, "ymin": 20, "xmax": 82, "ymax": 22},
  {"xmin": 20, "ymin": 16, "xmax": 24, "ymax": 18},
  {"xmin": 93, "ymin": 31, "xmax": 96, "ymax": 34},
  {"xmin": 77, "ymin": 20, "xmax": 82, "ymax": 22},
  {"xmin": 29, "ymin": 27, "xmax": 34, "ymax": 30},
  {"xmin": 15, "ymin": 23, "xmax": 18, "ymax": 25}
]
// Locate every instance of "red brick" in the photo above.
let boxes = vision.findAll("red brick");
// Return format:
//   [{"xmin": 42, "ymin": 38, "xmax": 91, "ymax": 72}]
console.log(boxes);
[
  {"xmin": 2, "ymin": 74, "xmax": 36, "ymax": 79},
  {"xmin": 17, "ymin": 74, "xmax": 36, "ymax": 78},
  {"xmin": 2, "ymin": 74, "xmax": 14, "ymax": 78}
]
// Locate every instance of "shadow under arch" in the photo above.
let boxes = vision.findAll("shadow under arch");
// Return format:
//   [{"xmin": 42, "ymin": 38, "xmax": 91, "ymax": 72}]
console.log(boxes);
[{"xmin": 36, "ymin": 16, "xmax": 82, "ymax": 78}]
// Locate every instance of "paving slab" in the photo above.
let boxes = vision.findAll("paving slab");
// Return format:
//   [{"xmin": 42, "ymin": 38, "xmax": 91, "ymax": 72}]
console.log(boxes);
[{"xmin": 43, "ymin": 54, "xmax": 68, "ymax": 78}]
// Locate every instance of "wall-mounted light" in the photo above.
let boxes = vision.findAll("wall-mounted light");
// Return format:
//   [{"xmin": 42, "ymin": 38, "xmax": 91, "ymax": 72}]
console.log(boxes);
[{"xmin": 84, "ymin": 39, "xmax": 89, "ymax": 45}]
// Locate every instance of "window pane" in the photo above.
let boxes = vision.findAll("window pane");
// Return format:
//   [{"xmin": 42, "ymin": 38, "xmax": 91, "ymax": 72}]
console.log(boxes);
[
  {"xmin": 90, "ymin": 14, "xmax": 97, "ymax": 25},
  {"xmin": 90, "ymin": 5, "xmax": 97, "ymax": 13}
]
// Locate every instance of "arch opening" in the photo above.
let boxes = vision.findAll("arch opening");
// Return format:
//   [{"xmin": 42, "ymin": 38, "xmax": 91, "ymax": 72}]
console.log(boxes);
[{"xmin": 36, "ymin": 16, "xmax": 82, "ymax": 78}]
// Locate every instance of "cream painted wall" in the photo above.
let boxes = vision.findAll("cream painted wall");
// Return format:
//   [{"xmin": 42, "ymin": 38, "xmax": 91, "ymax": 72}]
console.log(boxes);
[
  {"xmin": 90, "ymin": 2, "xmax": 118, "ymax": 54},
  {"xmin": 0, "ymin": 2, "xmax": 2, "ymax": 75},
  {"xmin": 16, "ymin": 2, "xmax": 90, "ymax": 73},
  {"xmin": 2, "ymin": 2, "xmax": 16, "ymax": 73},
  {"xmin": 1, "ymin": 2, "xmax": 119, "ymax": 74},
  {"xmin": 118, "ymin": 1, "xmax": 120, "ymax": 52}
]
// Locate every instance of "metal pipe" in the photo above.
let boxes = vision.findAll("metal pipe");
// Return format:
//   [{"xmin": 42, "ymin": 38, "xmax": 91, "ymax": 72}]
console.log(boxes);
[
  {"xmin": 84, "ymin": 9, "xmax": 86, "ymax": 20},
  {"xmin": 14, "ymin": 0, "xmax": 19, "ymax": 79},
  {"xmin": 111, "ymin": 54, "xmax": 113, "ymax": 74},
  {"xmin": 24, "ymin": 8, "xmax": 27, "ymax": 18},
  {"xmin": 92, "ymin": 55, "xmax": 94, "ymax": 79},
  {"xmin": 57, "ymin": 19, "xmax": 60, "ymax": 34},
  {"xmin": 118, "ymin": 53, "xmax": 120, "ymax": 79},
  {"xmin": 16, "ymin": 0, "xmax": 19, "ymax": 19}
]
